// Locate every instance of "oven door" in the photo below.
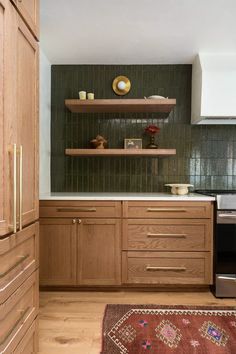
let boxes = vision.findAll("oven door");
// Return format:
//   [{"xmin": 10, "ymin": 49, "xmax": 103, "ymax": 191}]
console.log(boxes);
[{"xmin": 215, "ymin": 211, "xmax": 236, "ymax": 297}]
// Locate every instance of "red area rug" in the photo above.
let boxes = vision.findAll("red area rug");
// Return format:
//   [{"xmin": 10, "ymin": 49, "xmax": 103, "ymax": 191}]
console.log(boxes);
[{"xmin": 101, "ymin": 305, "xmax": 236, "ymax": 353}]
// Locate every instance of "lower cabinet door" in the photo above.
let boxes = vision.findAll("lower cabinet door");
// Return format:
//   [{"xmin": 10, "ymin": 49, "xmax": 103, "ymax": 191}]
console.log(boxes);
[
  {"xmin": 39, "ymin": 218, "xmax": 77, "ymax": 286},
  {"xmin": 78, "ymin": 219, "xmax": 121, "ymax": 285},
  {"xmin": 13, "ymin": 318, "xmax": 38, "ymax": 354},
  {"xmin": 0, "ymin": 271, "xmax": 38, "ymax": 353}
]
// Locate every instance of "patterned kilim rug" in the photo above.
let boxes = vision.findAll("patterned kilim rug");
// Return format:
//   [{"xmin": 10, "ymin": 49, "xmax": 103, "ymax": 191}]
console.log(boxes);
[{"xmin": 101, "ymin": 305, "xmax": 236, "ymax": 353}]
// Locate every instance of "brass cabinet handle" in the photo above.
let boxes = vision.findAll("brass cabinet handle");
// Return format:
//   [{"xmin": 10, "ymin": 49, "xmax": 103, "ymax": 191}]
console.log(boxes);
[
  {"xmin": 146, "ymin": 266, "xmax": 186, "ymax": 271},
  {"xmin": 57, "ymin": 207, "xmax": 97, "ymax": 212},
  {"xmin": 147, "ymin": 208, "xmax": 187, "ymax": 212},
  {"xmin": 13, "ymin": 144, "xmax": 17, "ymax": 233},
  {"xmin": 72, "ymin": 219, "xmax": 77, "ymax": 224},
  {"xmin": 77, "ymin": 219, "xmax": 82, "ymax": 224},
  {"xmin": 0, "ymin": 254, "xmax": 29, "ymax": 278},
  {"xmin": 147, "ymin": 233, "xmax": 186, "ymax": 238},
  {"xmin": 19, "ymin": 145, "xmax": 23, "ymax": 231},
  {"xmin": 0, "ymin": 307, "xmax": 30, "ymax": 346}
]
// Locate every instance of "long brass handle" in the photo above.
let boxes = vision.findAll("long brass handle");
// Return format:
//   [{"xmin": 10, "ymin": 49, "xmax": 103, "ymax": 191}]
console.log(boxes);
[
  {"xmin": 0, "ymin": 254, "xmax": 29, "ymax": 278},
  {"xmin": 57, "ymin": 207, "xmax": 97, "ymax": 212},
  {"xmin": 147, "ymin": 233, "xmax": 186, "ymax": 238},
  {"xmin": 146, "ymin": 266, "xmax": 186, "ymax": 271},
  {"xmin": 146, "ymin": 208, "xmax": 187, "ymax": 212},
  {"xmin": 13, "ymin": 144, "xmax": 17, "ymax": 233},
  {"xmin": 19, "ymin": 145, "xmax": 23, "ymax": 231},
  {"xmin": 0, "ymin": 307, "xmax": 30, "ymax": 346}
]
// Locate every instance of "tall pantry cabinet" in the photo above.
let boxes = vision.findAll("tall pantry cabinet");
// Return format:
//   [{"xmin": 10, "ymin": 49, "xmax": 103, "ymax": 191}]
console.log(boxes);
[{"xmin": 0, "ymin": 0, "xmax": 39, "ymax": 352}]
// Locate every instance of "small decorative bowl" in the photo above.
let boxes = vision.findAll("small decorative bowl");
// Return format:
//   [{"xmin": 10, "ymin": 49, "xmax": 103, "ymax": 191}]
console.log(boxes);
[{"xmin": 165, "ymin": 184, "xmax": 194, "ymax": 195}]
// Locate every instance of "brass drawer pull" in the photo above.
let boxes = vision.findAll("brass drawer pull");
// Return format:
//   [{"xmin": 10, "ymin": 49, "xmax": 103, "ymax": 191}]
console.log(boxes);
[
  {"xmin": 0, "ymin": 254, "xmax": 30, "ymax": 278},
  {"xmin": 57, "ymin": 207, "xmax": 97, "ymax": 212},
  {"xmin": 147, "ymin": 233, "xmax": 186, "ymax": 238},
  {"xmin": 146, "ymin": 208, "xmax": 187, "ymax": 212},
  {"xmin": 146, "ymin": 266, "xmax": 186, "ymax": 271},
  {"xmin": 0, "ymin": 307, "xmax": 30, "ymax": 345}
]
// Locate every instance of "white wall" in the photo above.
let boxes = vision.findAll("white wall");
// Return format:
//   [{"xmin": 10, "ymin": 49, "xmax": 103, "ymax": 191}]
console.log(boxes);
[{"xmin": 39, "ymin": 50, "xmax": 51, "ymax": 195}]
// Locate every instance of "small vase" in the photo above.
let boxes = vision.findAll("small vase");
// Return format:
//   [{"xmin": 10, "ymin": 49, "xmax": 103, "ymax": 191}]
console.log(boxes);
[{"xmin": 146, "ymin": 135, "xmax": 158, "ymax": 149}]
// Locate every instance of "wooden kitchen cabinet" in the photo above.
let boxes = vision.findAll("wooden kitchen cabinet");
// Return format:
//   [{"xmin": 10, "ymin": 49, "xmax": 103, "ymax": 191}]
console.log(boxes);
[
  {"xmin": 0, "ymin": 0, "xmax": 20, "ymax": 237},
  {"xmin": 14, "ymin": 14, "xmax": 39, "ymax": 228},
  {"xmin": 11, "ymin": 0, "xmax": 39, "ymax": 39},
  {"xmin": 78, "ymin": 218, "xmax": 121, "ymax": 285},
  {"xmin": 13, "ymin": 319, "xmax": 38, "ymax": 354},
  {"xmin": 0, "ymin": 1, "xmax": 38, "ymax": 236},
  {"xmin": 39, "ymin": 201, "xmax": 122, "ymax": 287},
  {"xmin": 39, "ymin": 218, "xmax": 77, "ymax": 286},
  {"xmin": 0, "ymin": 0, "xmax": 39, "ymax": 352},
  {"xmin": 122, "ymin": 201, "xmax": 214, "ymax": 286}
]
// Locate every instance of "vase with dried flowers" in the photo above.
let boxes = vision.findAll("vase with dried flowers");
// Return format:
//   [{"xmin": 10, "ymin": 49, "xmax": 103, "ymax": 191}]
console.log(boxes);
[{"xmin": 145, "ymin": 125, "xmax": 160, "ymax": 149}]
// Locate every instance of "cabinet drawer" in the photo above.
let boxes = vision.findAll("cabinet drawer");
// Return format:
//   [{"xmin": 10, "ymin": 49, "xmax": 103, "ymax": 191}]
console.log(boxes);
[
  {"xmin": 123, "ymin": 201, "xmax": 213, "ymax": 219},
  {"xmin": 0, "ymin": 222, "xmax": 39, "ymax": 303},
  {"xmin": 122, "ymin": 252, "xmax": 212, "ymax": 285},
  {"xmin": 40, "ymin": 201, "xmax": 121, "ymax": 218},
  {"xmin": 0, "ymin": 271, "xmax": 38, "ymax": 353},
  {"xmin": 13, "ymin": 318, "xmax": 38, "ymax": 354},
  {"xmin": 123, "ymin": 219, "xmax": 212, "ymax": 251}
]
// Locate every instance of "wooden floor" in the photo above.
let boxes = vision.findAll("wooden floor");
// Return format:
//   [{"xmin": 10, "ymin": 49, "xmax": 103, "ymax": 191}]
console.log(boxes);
[{"xmin": 39, "ymin": 290, "xmax": 236, "ymax": 354}]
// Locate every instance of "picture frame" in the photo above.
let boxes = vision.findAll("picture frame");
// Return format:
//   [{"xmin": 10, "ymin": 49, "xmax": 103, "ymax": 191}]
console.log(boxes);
[{"xmin": 124, "ymin": 138, "xmax": 142, "ymax": 149}]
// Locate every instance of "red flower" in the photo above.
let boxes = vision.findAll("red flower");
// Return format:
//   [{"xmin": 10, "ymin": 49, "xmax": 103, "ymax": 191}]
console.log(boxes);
[{"xmin": 145, "ymin": 125, "xmax": 160, "ymax": 135}]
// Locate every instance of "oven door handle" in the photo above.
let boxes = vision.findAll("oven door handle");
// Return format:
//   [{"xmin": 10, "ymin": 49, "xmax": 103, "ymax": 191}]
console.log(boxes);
[
  {"xmin": 218, "ymin": 276, "xmax": 236, "ymax": 282},
  {"xmin": 218, "ymin": 214, "xmax": 236, "ymax": 218}
]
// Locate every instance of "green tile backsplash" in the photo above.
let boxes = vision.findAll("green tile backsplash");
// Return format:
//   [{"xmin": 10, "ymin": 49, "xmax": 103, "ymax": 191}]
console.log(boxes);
[{"xmin": 51, "ymin": 65, "xmax": 236, "ymax": 192}]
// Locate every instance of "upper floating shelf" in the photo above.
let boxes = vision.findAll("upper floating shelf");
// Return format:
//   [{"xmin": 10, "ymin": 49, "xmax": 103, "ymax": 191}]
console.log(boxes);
[
  {"xmin": 65, "ymin": 149, "xmax": 176, "ymax": 157},
  {"xmin": 65, "ymin": 99, "xmax": 176, "ymax": 114}
]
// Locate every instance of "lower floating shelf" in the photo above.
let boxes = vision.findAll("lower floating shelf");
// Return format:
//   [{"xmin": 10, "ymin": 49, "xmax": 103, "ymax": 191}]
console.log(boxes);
[{"xmin": 65, "ymin": 149, "xmax": 176, "ymax": 157}]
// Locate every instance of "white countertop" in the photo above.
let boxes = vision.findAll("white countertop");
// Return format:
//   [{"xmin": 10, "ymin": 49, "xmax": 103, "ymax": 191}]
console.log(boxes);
[{"xmin": 40, "ymin": 192, "xmax": 215, "ymax": 201}]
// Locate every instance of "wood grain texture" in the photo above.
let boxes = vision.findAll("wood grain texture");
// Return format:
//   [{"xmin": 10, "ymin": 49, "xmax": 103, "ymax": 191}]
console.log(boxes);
[
  {"xmin": 78, "ymin": 219, "xmax": 121, "ymax": 285},
  {"xmin": 14, "ymin": 319, "xmax": 38, "ymax": 353},
  {"xmin": 15, "ymin": 15, "xmax": 39, "ymax": 227},
  {"xmin": 0, "ymin": 271, "xmax": 38, "ymax": 353},
  {"xmin": 39, "ymin": 200, "xmax": 122, "ymax": 218},
  {"xmin": 122, "ymin": 219, "xmax": 212, "ymax": 251},
  {"xmin": 0, "ymin": 0, "xmax": 16, "ymax": 237},
  {"xmin": 65, "ymin": 148, "xmax": 176, "ymax": 157},
  {"xmin": 0, "ymin": 222, "xmax": 39, "ymax": 303},
  {"xmin": 11, "ymin": 0, "xmax": 39, "ymax": 39},
  {"xmin": 39, "ymin": 218, "xmax": 77, "ymax": 286},
  {"xmin": 38, "ymin": 291, "xmax": 236, "ymax": 354},
  {"xmin": 123, "ymin": 201, "xmax": 214, "ymax": 219},
  {"xmin": 65, "ymin": 98, "xmax": 176, "ymax": 113},
  {"xmin": 122, "ymin": 251, "xmax": 212, "ymax": 285}
]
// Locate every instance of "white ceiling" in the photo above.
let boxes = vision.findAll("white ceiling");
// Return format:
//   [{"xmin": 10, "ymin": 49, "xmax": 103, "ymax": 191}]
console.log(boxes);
[{"xmin": 40, "ymin": 0, "xmax": 236, "ymax": 64}]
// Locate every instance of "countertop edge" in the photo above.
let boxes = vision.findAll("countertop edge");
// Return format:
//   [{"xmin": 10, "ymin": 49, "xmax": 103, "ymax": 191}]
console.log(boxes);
[{"xmin": 39, "ymin": 193, "xmax": 215, "ymax": 202}]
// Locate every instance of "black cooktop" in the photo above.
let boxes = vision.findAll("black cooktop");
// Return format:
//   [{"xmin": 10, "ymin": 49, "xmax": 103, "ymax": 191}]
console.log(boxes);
[{"xmin": 195, "ymin": 190, "xmax": 236, "ymax": 196}]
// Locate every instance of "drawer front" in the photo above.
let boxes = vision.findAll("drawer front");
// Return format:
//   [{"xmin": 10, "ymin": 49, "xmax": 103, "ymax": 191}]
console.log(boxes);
[
  {"xmin": 122, "ymin": 252, "xmax": 212, "ymax": 285},
  {"xmin": 40, "ymin": 201, "xmax": 121, "ymax": 218},
  {"xmin": 123, "ymin": 219, "xmax": 212, "ymax": 251},
  {"xmin": 13, "ymin": 319, "xmax": 38, "ymax": 354},
  {"xmin": 123, "ymin": 201, "xmax": 213, "ymax": 219},
  {"xmin": 0, "ymin": 222, "xmax": 39, "ymax": 303},
  {"xmin": 0, "ymin": 271, "xmax": 38, "ymax": 353}
]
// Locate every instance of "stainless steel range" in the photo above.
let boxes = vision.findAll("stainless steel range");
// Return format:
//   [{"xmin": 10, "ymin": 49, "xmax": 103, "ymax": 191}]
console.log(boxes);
[{"xmin": 196, "ymin": 190, "xmax": 236, "ymax": 297}]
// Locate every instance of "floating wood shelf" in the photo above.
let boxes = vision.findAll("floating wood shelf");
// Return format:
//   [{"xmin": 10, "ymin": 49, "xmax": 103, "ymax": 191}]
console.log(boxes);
[
  {"xmin": 65, "ymin": 99, "xmax": 176, "ymax": 113},
  {"xmin": 65, "ymin": 149, "xmax": 176, "ymax": 157}
]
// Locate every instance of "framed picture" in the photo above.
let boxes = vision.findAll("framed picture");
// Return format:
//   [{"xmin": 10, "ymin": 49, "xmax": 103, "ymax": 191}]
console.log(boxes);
[{"xmin": 124, "ymin": 138, "xmax": 142, "ymax": 149}]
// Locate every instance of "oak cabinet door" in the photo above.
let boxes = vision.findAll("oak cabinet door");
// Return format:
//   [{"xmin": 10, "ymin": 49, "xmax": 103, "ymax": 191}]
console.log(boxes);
[
  {"xmin": 15, "ymin": 15, "xmax": 39, "ymax": 227},
  {"xmin": 78, "ymin": 219, "xmax": 121, "ymax": 285},
  {"xmin": 39, "ymin": 218, "xmax": 77, "ymax": 286},
  {"xmin": 0, "ymin": 0, "xmax": 16, "ymax": 236},
  {"xmin": 11, "ymin": 0, "xmax": 39, "ymax": 39}
]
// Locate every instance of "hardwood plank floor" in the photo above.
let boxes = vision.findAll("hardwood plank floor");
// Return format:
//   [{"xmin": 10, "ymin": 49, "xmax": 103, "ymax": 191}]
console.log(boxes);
[{"xmin": 39, "ymin": 290, "xmax": 236, "ymax": 354}]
